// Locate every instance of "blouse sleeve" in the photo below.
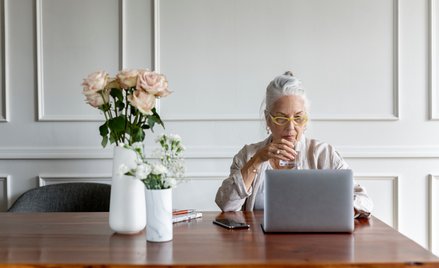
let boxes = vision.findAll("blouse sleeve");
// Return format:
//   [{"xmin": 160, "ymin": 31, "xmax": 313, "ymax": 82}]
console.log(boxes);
[
  {"xmin": 331, "ymin": 148, "xmax": 374, "ymax": 218},
  {"xmin": 215, "ymin": 146, "xmax": 253, "ymax": 211}
]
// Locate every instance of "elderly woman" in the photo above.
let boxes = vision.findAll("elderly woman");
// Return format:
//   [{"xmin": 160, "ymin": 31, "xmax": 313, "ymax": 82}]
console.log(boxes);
[{"xmin": 215, "ymin": 71, "xmax": 373, "ymax": 218}]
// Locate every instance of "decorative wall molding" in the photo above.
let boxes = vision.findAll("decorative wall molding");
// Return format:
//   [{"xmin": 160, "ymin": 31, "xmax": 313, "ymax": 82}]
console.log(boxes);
[
  {"xmin": 0, "ymin": 175, "xmax": 9, "ymax": 211},
  {"xmin": 38, "ymin": 174, "xmax": 112, "ymax": 186},
  {"xmin": 157, "ymin": 0, "xmax": 400, "ymax": 122},
  {"xmin": 430, "ymin": 0, "xmax": 439, "ymax": 120},
  {"xmin": 1, "ymin": 145, "xmax": 439, "ymax": 160},
  {"xmin": 36, "ymin": 0, "xmax": 125, "ymax": 122},
  {"xmin": 0, "ymin": 0, "xmax": 8, "ymax": 122},
  {"xmin": 429, "ymin": 174, "xmax": 439, "ymax": 255},
  {"xmin": 164, "ymin": 114, "xmax": 400, "ymax": 122},
  {"xmin": 355, "ymin": 174, "xmax": 399, "ymax": 229},
  {"xmin": 153, "ymin": 0, "xmax": 161, "ymax": 113},
  {"xmin": 153, "ymin": 0, "xmax": 160, "ymax": 73},
  {"xmin": 184, "ymin": 173, "xmax": 226, "ymax": 181}
]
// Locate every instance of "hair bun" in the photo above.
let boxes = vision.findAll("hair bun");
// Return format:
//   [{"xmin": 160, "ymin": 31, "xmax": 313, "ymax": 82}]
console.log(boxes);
[{"xmin": 283, "ymin": 71, "xmax": 294, "ymax": 76}]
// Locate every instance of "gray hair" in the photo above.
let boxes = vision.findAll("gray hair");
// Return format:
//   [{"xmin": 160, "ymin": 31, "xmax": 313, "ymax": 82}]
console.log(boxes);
[{"xmin": 264, "ymin": 71, "xmax": 310, "ymax": 113}]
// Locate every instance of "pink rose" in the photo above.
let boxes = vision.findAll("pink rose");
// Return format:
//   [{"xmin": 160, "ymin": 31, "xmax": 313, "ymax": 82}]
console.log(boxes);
[
  {"xmin": 136, "ymin": 70, "xmax": 171, "ymax": 97},
  {"xmin": 105, "ymin": 78, "xmax": 121, "ymax": 90},
  {"xmin": 127, "ymin": 89, "xmax": 156, "ymax": 114},
  {"xmin": 82, "ymin": 71, "xmax": 109, "ymax": 92},
  {"xmin": 82, "ymin": 71, "xmax": 110, "ymax": 108},
  {"xmin": 83, "ymin": 89, "xmax": 110, "ymax": 108},
  {"xmin": 117, "ymin": 69, "xmax": 139, "ymax": 88}
]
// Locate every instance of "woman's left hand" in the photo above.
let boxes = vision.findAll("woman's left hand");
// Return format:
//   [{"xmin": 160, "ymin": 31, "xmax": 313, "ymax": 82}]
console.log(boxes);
[{"xmin": 263, "ymin": 138, "xmax": 297, "ymax": 162}]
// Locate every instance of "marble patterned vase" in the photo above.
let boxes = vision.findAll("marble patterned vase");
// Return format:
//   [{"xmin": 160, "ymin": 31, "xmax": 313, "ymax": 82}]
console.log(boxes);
[
  {"xmin": 109, "ymin": 146, "xmax": 146, "ymax": 234},
  {"xmin": 145, "ymin": 188, "xmax": 173, "ymax": 242}
]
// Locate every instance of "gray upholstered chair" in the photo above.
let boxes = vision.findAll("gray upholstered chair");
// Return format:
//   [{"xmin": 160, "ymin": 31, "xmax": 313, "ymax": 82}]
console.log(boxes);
[{"xmin": 8, "ymin": 182, "xmax": 111, "ymax": 212}]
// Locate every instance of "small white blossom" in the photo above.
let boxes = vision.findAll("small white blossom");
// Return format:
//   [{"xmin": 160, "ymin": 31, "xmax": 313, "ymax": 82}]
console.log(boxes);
[
  {"xmin": 135, "ymin": 163, "xmax": 151, "ymax": 179},
  {"xmin": 169, "ymin": 134, "xmax": 181, "ymax": 142},
  {"xmin": 151, "ymin": 163, "xmax": 167, "ymax": 175},
  {"xmin": 118, "ymin": 164, "xmax": 129, "ymax": 175},
  {"xmin": 132, "ymin": 142, "xmax": 144, "ymax": 151},
  {"xmin": 164, "ymin": 177, "xmax": 177, "ymax": 188}
]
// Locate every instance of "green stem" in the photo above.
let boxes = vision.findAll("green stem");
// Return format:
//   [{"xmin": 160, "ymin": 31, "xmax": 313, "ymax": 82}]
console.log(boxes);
[
  {"xmin": 100, "ymin": 92, "xmax": 118, "ymax": 146},
  {"xmin": 123, "ymin": 89, "xmax": 131, "ymax": 144}
]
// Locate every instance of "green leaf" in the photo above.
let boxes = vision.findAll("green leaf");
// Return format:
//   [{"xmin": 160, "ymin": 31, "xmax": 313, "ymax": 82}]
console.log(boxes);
[
  {"xmin": 109, "ymin": 135, "xmax": 116, "ymax": 144},
  {"xmin": 108, "ymin": 115, "xmax": 126, "ymax": 131},
  {"xmin": 101, "ymin": 136, "xmax": 108, "ymax": 148},
  {"xmin": 147, "ymin": 108, "xmax": 164, "ymax": 131},
  {"xmin": 110, "ymin": 88, "xmax": 123, "ymax": 101},
  {"xmin": 130, "ymin": 126, "xmax": 145, "ymax": 143},
  {"xmin": 99, "ymin": 123, "xmax": 109, "ymax": 136}
]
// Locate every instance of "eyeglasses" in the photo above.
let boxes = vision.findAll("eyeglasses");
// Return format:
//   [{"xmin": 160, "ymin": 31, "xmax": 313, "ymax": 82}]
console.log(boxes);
[{"xmin": 269, "ymin": 112, "xmax": 308, "ymax": 126}]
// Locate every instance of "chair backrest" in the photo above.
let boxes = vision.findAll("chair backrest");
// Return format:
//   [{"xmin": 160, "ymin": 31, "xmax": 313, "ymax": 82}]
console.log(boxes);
[{"xmin": 8, "ymin": 182, "xmax": 111, "ymax": 212}]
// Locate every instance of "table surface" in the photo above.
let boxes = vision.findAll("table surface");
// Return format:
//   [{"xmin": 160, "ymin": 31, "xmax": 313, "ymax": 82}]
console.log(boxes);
[{"xmin": 0, "ymin": 211, "xmax": 438, "ymax": 267}]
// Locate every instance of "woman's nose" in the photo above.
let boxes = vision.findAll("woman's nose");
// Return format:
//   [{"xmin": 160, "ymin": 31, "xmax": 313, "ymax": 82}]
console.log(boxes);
[{"xmin": 285, "ymin": 121, "xmax": 295, "ymax": 130}]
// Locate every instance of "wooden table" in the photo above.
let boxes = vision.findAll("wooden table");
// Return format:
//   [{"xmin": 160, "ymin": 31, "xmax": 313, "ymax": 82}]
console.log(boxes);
[{"xmin": 0, "ymin": 212, "xmax": 438, "ymax": 267}]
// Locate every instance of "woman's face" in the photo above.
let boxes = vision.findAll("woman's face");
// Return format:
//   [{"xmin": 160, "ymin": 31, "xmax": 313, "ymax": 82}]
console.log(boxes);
[{"xmin": 267, "ymin": 95, "xmax": 307, "ymax": 145}]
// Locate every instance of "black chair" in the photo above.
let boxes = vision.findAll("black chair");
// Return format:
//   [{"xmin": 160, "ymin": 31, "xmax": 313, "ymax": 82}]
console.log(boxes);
[{"xmin": 8, "ymin": 182, "xmax": 111, "ymax": 212}]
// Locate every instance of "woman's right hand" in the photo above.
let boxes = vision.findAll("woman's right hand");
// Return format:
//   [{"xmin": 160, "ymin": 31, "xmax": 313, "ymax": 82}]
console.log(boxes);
[{"xmin": 254, "ymin": 138, "xmax": 297, "ymax": 163}]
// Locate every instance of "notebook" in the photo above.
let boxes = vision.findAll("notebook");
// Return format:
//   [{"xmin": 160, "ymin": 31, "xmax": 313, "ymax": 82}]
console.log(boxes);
[{"xmin": 263, "ymin": 169, "xmax": 354, "ymax": 233}]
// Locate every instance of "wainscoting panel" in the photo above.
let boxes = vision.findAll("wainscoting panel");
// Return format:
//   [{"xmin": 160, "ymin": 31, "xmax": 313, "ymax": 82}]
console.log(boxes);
[
  {"xmin": 355, "ymin": 175, "xmax": 399, "ymax": 228},
  {"xmin": 0, "ymin": 0, "xmax": 6, "ymax": 122},
  {"xmin": 38, "ymin": 174, "xmax": 112, "ymax": 186},
  {"xmin": 173, "ymin": 174, "xmax": 224, "ymax": 211},
  {"xmin": 430, "ymin": 175, "xmax": 439, "ymax": 255},
  {"xmin": 0, "ymin": 175, "xmax": 8, "ymax": 211},
  {"xmin": 431, "ymin": 0, "xmax": 439, "ymax": 119},
  {"xmin": 36, "ymin": 0, "xmax": 121, "ymax": 121},
  {"xmin": 123, "ymin": 0, "xmax": 154, "ymax": 70},
  {"xmin": 159, "ymin": 0, "xmax": 398, "ymax": 121}
]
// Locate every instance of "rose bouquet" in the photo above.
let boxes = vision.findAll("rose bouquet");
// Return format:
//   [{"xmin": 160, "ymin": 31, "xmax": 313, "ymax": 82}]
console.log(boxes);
[
  {"xmin": 120, "ymin": 134, "xmax": 186, "ymax": 189},
  {"xmin": 81, "ymin": 69, "xmax": 171, "ymax": 147}
]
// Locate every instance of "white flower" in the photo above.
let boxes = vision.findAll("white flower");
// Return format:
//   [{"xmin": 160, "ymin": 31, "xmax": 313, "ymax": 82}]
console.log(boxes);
[
  {"xmin": 152, "ymin": 163, "xmax": 167, "ymax": 175},
  {"xmin": 164, "ymin": 177, "xmax": 177, "ymax": 188},
  {"xmin": 169, "ymin": 134, "xmax": 181, "ymax": 142},
  {"xmin": 132, "ymin": 142, "xmax": 144, "ymax": 152},
  {"xmin": 135, "ymin": 157, "xmax": 143, "ymax": 165},
  {"xmin": 135, "ymin": 163, "xmax": 152, "ymax": 179},
  {"xmin": 118, "ymin": 164, "xmax": 129, "ymax": 175}
]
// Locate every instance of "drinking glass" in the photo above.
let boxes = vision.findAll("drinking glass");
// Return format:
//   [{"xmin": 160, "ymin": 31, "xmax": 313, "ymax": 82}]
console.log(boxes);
[{"xmin": 279, "ymin": 151, "xmax": 302, "ymax": 169}]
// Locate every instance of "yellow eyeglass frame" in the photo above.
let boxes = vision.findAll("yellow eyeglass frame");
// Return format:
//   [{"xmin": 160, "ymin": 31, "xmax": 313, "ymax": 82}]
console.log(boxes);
[{"xmin": 269, "ymin": 113, "xmax": 308, "ymax": 126}]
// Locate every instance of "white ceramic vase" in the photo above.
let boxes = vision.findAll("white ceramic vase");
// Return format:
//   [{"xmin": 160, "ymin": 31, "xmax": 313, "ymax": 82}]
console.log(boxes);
[
  {"xmin": 109, "ymin": 146, "xmax": 146, "ymax": 234},
  {"xmin": 145, "ymin": 188, "xmax": 173, "ymax": 242}
]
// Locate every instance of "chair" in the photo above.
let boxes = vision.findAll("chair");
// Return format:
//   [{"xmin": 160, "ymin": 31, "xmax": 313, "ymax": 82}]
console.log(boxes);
[{"xmin": 8, "ymin": 182, "xmax": 111, "ymax": 212}]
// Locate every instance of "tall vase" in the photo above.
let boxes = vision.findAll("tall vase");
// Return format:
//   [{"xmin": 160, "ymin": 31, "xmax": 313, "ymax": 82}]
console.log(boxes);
[
  {"xmin": 109, "ymin": 146, "xmax": 146, "ymax": 234},
  {"xmin": 145, "ymin": 188, "xmax": 173, "ymax": 242}
]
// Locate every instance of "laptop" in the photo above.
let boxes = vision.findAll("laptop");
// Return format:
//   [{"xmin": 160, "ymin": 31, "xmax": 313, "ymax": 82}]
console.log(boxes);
[{"xmin": 263, "ymin": 169, "xmax": 354, "ymax": 233}]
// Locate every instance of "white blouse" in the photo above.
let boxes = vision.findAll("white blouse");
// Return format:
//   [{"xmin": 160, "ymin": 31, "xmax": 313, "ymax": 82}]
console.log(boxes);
[{"xmin": 215, "ymin": 135, "xmax": 373, "ymax": 218}]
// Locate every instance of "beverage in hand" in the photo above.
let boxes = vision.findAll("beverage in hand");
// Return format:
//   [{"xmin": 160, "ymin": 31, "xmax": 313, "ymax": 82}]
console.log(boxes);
[
  {"xmin": 279, "ymin": 157, "xmax": 301, "ymax": 169},
  {"xmin": 279, "ymin": 151, "xmax": 301, "ymax": 169}
]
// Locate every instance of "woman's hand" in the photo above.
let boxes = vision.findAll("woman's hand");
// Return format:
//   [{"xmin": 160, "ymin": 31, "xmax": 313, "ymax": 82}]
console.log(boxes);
[
  {"xmin": 255, "ymin": 138, "xmax": 297, "ymax": 163},
  {"xmin": 241, "ymin": 139, "xmax": 297, "ymax": 191}
]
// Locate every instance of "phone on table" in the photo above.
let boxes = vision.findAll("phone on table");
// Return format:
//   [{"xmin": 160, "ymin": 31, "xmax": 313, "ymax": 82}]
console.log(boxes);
[{"xmin": 213, "ymin": 219, "xmax": 250, "ymax": 229}]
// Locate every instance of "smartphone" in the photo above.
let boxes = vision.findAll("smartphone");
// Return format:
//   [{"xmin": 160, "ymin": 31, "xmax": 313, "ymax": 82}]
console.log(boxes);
[{"xmin": 213, "ymin": 219, "xmax": 250, "ymax": 229}]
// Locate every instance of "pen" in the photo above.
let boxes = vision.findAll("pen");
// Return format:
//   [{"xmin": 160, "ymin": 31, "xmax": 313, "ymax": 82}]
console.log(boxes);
[{"xmin": 172, "ymin": 209, "xmax": 195, "ymax": 215}]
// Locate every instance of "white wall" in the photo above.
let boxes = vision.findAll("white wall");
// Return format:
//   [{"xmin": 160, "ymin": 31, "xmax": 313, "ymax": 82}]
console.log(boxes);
[{"xmin": 0, "ymin": 0, "xmax": 438, "ymax": 255}]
